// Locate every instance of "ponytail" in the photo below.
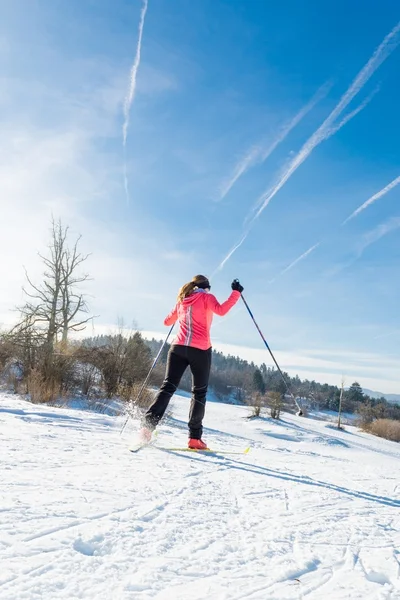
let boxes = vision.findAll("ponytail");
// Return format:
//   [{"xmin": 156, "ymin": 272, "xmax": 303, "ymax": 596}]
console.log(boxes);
[{"xmin": 177, "ymin": 274, "xmax": 210, "ymax": 302}]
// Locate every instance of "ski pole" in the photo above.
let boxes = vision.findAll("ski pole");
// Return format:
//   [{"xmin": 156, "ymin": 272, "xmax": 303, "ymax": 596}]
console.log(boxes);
[
  {"xmin": 120, "ymin": 325, "xmax": 175, "ymax": 435},
  {"xmin": 240, "ymin": 294, "xmax": 303, "ymax": 416}
]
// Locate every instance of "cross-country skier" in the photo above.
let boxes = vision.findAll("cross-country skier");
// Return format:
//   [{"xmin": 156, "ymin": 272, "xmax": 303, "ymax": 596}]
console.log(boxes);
[{"xmin": 141, "ymin": 275, "xmax": 244, "ymax": 449}]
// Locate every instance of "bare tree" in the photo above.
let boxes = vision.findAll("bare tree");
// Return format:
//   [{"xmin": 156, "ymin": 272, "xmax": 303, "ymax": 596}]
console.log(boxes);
[
  {"xmin": 7, "ymin": 219, "xmax": 93, "ymax": 397},
  {"xmin": 59, "ymin": 231, "xmax": 91, "ymax": 346},
  {"xmin": 337, "ymin": 376, "xmax": 345, "ymax": 429},
  {"xmin": 12, "ymin": 219, "xmax": 91, "ymax": 352}
]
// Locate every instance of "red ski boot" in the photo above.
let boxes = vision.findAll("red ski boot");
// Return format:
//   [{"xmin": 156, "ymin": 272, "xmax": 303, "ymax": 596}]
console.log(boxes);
[{"xmin": 188, "ymin": 438, "xmax": 208, "ymax": 450}]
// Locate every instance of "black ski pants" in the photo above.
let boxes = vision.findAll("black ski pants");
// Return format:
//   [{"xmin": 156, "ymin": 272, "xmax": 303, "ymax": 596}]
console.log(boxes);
[{"xmin": 145, "ymin": 344, "xmax": 212, "ymax": 439}]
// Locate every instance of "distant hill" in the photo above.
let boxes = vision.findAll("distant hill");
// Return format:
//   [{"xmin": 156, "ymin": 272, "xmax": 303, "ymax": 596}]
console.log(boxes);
[{"xmin": 363, "ymin": 389, "xmax": 400, "ymax": 404}]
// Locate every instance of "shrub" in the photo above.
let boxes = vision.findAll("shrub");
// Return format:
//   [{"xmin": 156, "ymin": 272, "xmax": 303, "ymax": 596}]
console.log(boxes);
[
  {"xmin": 248, "ymin": 392, "xmax": 264, "ymax": 418},
  {"xmin": 79, "ymin": 333, "xmax": 152, "ymax": 398},
  {"xmin": 267, "ymin": 391, "xmax": 282, "ymax": 419},
  {"xmin": 357, "ymin": 402, "xmax": 376, "ymax": 426},
  {"xmin": 363, "ymin": 419, "xmax": 400, "ymax": 443},
  {"xmin": 27, "ymin": 368, "xmax": 59, "ymax": 403}
]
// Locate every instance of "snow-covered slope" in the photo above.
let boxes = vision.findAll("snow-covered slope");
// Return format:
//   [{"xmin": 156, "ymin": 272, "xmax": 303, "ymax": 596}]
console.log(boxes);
[{"xmin": 1, "ymin": 392, "xmax": 400, "ymax": 600}]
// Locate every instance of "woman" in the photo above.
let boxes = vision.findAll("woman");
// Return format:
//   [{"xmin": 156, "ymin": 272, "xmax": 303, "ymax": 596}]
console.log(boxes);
[{"xmin": 142, "ymin": 275, "xmax": 244, "ymax": 449}]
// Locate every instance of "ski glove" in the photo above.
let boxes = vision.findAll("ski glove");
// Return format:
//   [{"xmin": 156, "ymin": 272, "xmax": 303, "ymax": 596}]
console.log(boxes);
[{"xmin": 231, "ymin": 279, "xmax": 244, "ymax": 293}]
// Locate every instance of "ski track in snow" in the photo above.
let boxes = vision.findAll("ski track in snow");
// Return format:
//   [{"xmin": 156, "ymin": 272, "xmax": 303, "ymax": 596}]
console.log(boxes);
[{"xmin": 1, "ymin": 393, "xmax": 400, "ymax": 599}]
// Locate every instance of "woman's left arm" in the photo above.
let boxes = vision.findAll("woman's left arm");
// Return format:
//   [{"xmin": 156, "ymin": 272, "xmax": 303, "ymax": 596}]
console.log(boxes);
[{"xmin": 164, "ymin": 304, "xmax": 178, "ymax": 326}]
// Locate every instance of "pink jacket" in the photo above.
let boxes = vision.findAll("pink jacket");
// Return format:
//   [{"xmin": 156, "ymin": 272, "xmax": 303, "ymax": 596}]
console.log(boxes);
[{"xmin": 164, "ymin": 289, "xmax": 241, "ymax": 351}]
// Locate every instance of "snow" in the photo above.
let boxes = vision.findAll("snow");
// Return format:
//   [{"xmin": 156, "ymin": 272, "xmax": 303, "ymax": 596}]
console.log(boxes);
[{"xmin": 1, "ymin": 392, "xmax": 400, "ymax": 600}]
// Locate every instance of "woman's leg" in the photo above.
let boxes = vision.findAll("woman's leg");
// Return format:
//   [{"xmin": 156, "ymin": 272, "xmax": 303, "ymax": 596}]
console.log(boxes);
[
  {"xmin": 187, "ymin": 348, "xmax": 212, "ymax": 439},
  {"xmin": 144, "ymin": 346, "xmax": 188, "ymax": 430}
]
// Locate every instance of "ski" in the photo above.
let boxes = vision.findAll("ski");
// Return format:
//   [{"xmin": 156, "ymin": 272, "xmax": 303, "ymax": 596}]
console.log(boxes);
[
  {"xmin": 155, "ymin": 446, "xmax": 250, "ymax": 455},
  {"xmin": 129, "ymin": 441, "xmax": 250, "ymax": 455},
  {"xmin": 129, "ymin": 431, "xmax": 158, "ymax": 453},
  {"xmin": 129, "ymin": 443, "xmax": 149, "ymax": 453}
]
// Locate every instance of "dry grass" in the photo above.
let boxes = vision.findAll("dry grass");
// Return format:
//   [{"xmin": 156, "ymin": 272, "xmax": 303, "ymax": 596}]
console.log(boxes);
[
  {"xmin": 119, "ymin": 382, "xmax": 155, "ymax": 410},
  {"xmin": 27, "ymin": 369, "xmax": 60, "ymax": 403},
  {"xmin": 363, "ymin": 419, "xmax": 400, "ymax": 443}
]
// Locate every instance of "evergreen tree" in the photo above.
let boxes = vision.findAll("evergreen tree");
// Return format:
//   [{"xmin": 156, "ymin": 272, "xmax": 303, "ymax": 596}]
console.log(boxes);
[
  {"xmin": 272, "ymin": 378, "xmax": 286, "ymax": 398},
  {"xmin": 329, "ymin": 389, "xmax": 341, "ymax": 412},
  {"xmin": 252, "ymin": 369, "xmax": 266, "ymax": 394},
  {"xmin": 346, "ymin": 382, "xmax": 364, "ymax": 404}
]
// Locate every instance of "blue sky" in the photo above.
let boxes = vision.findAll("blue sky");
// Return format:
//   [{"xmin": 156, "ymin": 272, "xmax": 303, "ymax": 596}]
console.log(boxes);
[{"xmin": 0, "ymin": 1, "xmax": 399, "ymax": 393}]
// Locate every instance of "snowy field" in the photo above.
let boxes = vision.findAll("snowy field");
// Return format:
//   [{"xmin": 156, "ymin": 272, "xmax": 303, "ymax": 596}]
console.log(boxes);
[{"xmin": 1, "ymin": 392, "xmax": 400, "ymax": 600}]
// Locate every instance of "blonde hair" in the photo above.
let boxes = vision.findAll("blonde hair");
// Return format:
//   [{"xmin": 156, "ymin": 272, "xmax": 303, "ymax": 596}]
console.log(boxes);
[{"xmin": 177, "ymin": 275, "xmax": 210, "ymax": 302}]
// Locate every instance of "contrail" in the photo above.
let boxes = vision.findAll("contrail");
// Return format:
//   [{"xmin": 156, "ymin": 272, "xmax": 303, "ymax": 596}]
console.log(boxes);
[
  {"xmin": 325, "ymin": 86, "xmax": 379, "ymax": 138},
  {"xmin": 327, "ymin": 216, "xmax": 400, "ymax": 277},
  {"xmin": 343, "ymin": 175, "xmax": 400, "ymax": 224},
  {"xmin": 216, "ymin": 20, "xmax": 400, "ymax": 270},
  {"xmin": 212, "ymin": 229, "xmax": 250, "ymax": 276},
  {"xmin": 123, "ymin": 0, "xmax": 148, "ymax": 146},
  {"xmin": 217, "ymin": 82, "xmax": 331, "ymax": 201},
  {"xmin": 259, "ymin": 81, "xmax": 332, "ymax": 163},
  {"xmin": 373, "ymin": 329, "xmax": 400, "ymax": 340},
  {"xmin": 254, "ymin": 87, "xmax": 379, "ymax": 278},
  {"xmin": 218, "ymin": 146, "xmax": 260, "ymax": 201},
  {"xmin": 254, "ymin": 20, "xmax": 400, "ymax": 222},
  {"xmin": 357, "ymin": 216, "xmax": 400, "ymax": 256},
  {"xmin": 269, "ymin": 242, "xmax": 320, "ymax": 283},
  {"xmin": 122, "ymin": 0, "xmax": 148, "ymax": 204}
]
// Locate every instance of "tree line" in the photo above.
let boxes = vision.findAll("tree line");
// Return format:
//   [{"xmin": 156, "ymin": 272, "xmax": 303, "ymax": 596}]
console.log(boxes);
[{"xmin": 146, "ymin": 338, "xmax": 400, "ymax": 423}]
